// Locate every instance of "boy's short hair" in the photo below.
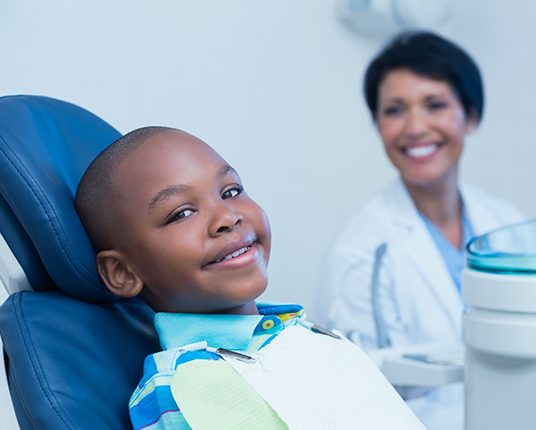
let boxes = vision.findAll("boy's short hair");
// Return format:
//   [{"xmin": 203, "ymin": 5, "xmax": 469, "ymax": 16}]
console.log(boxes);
[
  {"xmin": 75, "ymin": 126, "xmax": 174, "ymax": 251},
  {"xmin": 364, "ymin": 31, "xmax": 484, "ymax": 122}
]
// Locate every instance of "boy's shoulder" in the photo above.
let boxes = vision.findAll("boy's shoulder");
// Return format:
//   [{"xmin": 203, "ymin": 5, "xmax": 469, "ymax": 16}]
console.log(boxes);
[{"xmin": 129, "ymin": 347, "xmax": 222, "ymax": 430}]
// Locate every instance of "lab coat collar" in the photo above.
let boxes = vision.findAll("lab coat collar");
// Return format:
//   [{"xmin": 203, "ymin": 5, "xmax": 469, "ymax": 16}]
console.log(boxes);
[
  {"xmin": 461, "ymin": 185, "xmax": 502, "ymax": 236},
  {"xmin": 386, "ymin": 178, "xmax": 463, "ymax": 336}
]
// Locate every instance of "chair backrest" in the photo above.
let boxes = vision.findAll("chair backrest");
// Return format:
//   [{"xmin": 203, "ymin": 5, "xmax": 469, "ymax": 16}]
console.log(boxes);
[{"xmin": 0, "ymin": 95, "xmax": 160, "ymax": 429}]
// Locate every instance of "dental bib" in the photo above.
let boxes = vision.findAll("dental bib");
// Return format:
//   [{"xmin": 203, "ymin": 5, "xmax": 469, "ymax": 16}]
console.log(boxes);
[
  {"xmin": 172, "ymin": 324, "xmax": 424, "ymax": 429},
  {"xmin": 228, "ymin": 325, "xmax": 423, "ymax": 429}
]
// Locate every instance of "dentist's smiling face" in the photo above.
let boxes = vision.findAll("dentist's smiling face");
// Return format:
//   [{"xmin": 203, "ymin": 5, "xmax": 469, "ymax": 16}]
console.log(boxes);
[
  {"xmin": 112, "ymin": 131, "xmax": 271, "ymax": 314},
  {"xmin": 376, "ymin": 68, "xmax": 477, "ymax": 189}
]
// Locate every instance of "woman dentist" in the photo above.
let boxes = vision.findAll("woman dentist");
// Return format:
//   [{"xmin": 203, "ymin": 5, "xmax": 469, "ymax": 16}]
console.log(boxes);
[{"xmin": 317, "ymin": 31, "xmax": 524, "ymax": 430}]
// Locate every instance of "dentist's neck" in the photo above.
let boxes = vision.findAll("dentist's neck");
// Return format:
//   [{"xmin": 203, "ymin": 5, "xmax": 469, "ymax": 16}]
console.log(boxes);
[{"xmin": 404, "ymin": 171, "xmax": 463, "ymax": 248}]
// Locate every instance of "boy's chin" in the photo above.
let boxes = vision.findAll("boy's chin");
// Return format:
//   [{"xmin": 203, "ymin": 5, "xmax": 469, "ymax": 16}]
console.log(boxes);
[
  {"xmin": 228, "ymin": 281, "xmax": 268, "ymax": 313},
  {"xmin": 214, "ymin": 300, "xmax": 260, "ymax": 315},
  {"xmin": 231, "ymin": 281, "xmax": 268, "ymax": 304}
]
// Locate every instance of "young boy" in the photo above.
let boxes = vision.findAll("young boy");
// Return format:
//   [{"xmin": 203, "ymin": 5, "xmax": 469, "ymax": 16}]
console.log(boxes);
[{"xmin": 75, "ymin": 126, "xmax": 424, "ymax": 430}]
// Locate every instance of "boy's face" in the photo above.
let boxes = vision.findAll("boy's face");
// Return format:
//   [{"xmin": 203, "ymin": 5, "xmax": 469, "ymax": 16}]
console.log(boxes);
[{"xmin": 108, "ymin": 131, "xmax": 271, "ymax": 314}]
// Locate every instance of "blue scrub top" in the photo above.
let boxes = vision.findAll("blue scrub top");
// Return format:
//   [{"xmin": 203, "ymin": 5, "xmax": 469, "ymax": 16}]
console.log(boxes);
[{"xmin": 419, "ymin": 207, "xmax": 475, "ymax": 294}]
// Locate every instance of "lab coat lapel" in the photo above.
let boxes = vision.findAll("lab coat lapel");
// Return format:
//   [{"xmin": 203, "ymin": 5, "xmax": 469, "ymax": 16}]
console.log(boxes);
[
  {"xmin": 387, "ymin": 179, "xmax": 462, "ymax": 336},
  {"xmin": 460, "ymin": 185, "xmax": 498, "ymax": 236}
]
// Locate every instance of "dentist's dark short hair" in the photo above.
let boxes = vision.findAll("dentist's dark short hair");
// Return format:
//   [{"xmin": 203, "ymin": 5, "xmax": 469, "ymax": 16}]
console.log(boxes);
[{"xmin": 364, "ymin": 31, "xmax": 484, "ymax": 123}]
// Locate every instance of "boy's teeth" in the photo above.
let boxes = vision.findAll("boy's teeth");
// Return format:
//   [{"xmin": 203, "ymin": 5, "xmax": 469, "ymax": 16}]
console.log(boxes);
[
  {"xmin": 217, "ymin": 246, "xmax": 250, "ymax": 262},
  {"xmin": 405, "ymin": 144, "xmax": 438, "ymax": 158}
]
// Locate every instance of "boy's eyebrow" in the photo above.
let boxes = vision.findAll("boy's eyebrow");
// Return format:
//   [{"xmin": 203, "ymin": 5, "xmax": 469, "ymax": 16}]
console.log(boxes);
[
  {"xmin": 218, "ymin": 164, "xmax": 238, "ymax": 178},
  {"xmin": 148, "ymin": 165, "xmax": 238, "ymax": 210},
  {"xmin": 148, "ymin": 184, "xmax": 190, "ymax": 210}
]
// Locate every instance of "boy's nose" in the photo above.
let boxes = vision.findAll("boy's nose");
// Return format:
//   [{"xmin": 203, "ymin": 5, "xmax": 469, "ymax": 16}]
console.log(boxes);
[{"xmin": 209, "ymin": 207, "xmax": 243, "ymax": 236}]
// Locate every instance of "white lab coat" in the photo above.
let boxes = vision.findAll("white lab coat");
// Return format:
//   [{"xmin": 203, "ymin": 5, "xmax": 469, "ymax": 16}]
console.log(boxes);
[{"xmin": 315, "ymin": 178, "xmax": 525, "ymax": 430}]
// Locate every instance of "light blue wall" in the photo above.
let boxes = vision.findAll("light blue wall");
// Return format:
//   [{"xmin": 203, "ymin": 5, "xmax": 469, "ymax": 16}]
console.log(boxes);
[{"xmin": 0, "ymin": 0, "xmax": 534, "ymax": 315}]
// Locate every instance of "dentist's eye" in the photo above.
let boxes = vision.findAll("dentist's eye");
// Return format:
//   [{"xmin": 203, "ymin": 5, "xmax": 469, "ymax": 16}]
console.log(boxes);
[
  {"xmin": 167, "ymin": 208, "xmax": 195, "ymax": 224},
  {"xmin": 222, "ymin": 185, "xmax": 243, "ymax": 199},
  {"xmin": 382, "ymin": 105, "xmax": 404, "ymax": 117},
  {"xmin": 427, "ymin": 100, "xmax": 449, "ymax": 111}
]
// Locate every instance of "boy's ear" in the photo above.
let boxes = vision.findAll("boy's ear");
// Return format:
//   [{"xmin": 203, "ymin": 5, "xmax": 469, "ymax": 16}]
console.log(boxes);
[{"xmin": 96, "ymin": 250, "xmax": 143, "ymax": 298}]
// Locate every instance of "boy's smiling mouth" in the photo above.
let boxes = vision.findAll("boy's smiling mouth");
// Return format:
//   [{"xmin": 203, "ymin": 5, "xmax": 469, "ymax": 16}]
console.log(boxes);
[
  {"xmin": 203, "ymin": 238, "xmax": 260, "ymax": 269},
  {"xmin": 212, "ymin": 245, "xmax": 251, "ymax": 263}
]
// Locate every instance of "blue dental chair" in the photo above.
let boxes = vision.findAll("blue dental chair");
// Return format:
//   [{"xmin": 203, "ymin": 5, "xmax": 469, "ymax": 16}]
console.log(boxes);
[{"xmin": 0, "ymin": 95, "xmax": 160, "ymax": 429}]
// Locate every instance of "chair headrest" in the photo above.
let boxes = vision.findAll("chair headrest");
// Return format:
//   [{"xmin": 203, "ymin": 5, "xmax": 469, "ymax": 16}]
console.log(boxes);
[{"xmin": 0, "ymin": 95, "xmax": 121, "ymax": 302}]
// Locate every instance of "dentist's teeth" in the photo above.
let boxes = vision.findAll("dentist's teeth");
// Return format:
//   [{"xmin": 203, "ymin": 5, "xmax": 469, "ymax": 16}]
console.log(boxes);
[
  {"xmin": 405, "ymin": 144, "xmax": 438, "ymax": 158},
  {"xmin": 217, "ymin": 246, "xmax": 250, "ymax": 263}
]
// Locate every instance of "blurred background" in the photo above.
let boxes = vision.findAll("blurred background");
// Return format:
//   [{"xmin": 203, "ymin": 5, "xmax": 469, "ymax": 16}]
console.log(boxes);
[{"xmin": 1, "ymin": 0, "xmax": 534, "ymax": 316}]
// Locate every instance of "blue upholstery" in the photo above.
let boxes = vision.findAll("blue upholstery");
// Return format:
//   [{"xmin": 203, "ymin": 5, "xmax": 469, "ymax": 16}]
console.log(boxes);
[
  {"xmin": 0, "ymin": 95, "xmax": 160, "ymax": 429},
  {"xmin": 0, "ymin": 95, "xmax": 118, "ymax": 301},
  {"xmin": 1, "ymin": 292, "xmax": 158, "ymax": 430}
]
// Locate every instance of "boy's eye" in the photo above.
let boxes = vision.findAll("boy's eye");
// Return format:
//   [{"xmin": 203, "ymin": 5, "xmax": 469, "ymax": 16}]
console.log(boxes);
[
  {"xmin": 222, "ymin": 185, "xmax": 243, "ymax": 200},
  {"xmin": 167, "ymin": 208, "xmax": 195, "ymax": 224}
]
